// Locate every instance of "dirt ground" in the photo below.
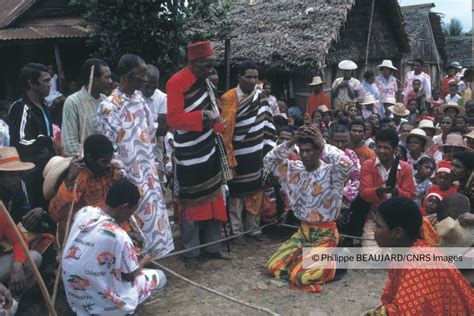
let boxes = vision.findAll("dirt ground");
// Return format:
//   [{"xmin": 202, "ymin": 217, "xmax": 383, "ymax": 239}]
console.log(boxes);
[{"xmin": 135, "ymin": 226, "xmax": 387, "ymax": 316}]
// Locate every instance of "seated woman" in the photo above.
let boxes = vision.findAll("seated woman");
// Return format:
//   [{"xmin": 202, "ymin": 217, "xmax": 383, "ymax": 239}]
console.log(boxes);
[{"xmin": 366, "ymin": 197, "xmax": 474, "ymax": 315}]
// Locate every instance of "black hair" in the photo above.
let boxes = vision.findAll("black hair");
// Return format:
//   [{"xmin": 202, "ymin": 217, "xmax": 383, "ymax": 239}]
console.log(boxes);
[
  {"xmin": 20, "ymin": 63, "xmax": 49, "ymax": 90},
  {"xmin": 453, "ymin": 151, "xmax": 474, "ymax": 171},
  {"xmin": 111, "ymin": 72, "xmax": 120, "ymax": 83},
  {"xmin": 379, "ymin": 117, "xmax": 393, "ymax": 126},
  {"xmin": 448, "ymin": 126, "xmax": 465, "ymax": 134},
  {"xmin": 412, "ymin": 79, "xmax": 421, "ymax": 84},
  {"xmin": 145, "ymin": 64, "xmax": 160, "ymax": 80},
  {"xmin": 413, "ymin": 58, "xmax": 424, "ymax": 65},
  {"xmin": 263, "ymin": 80, "xmax": 272, "ymax": 88},
  {"xmin": 333, "ymin": 109, "xmax": 348, "ymax": 118},
  {"xmin": 278, "ymin": 126, "xmax": 295, "ymax": 135},
  {"xmin": 298, "ymin": 137, "xmax": 324, "ymax": 151},
  {"xmin": 349, "ymin": 119, "xmax": 366, "ymax": 132},
  {"xmin": 105, "ymin": 178, "xmax": 140, "ymax": 208},
  {"xmin": 415, "ymin": 156, "xmax": 435, "ymax": 172},
  {"xmin": 80, "ymin": 58, "xmax": 109, "ymax": 86},
  {"xmin": 378, "ymin": 197, "xmax": 422, "ymax": 240},
  {"xmin": 83, "ymin": 134, "xmax": 114, "ymax": 158},
  {"xmin": 406, "ymin": 135, "xmax": 427, "ymax": 148},
  {"xmin": 437, "ymin": 193, "xmax": 471, "ymax": 221},
  {"xmin": 330, "ymin": 124, "xmax": 349, "ymax": 137},
  {"xmin": 273, "ymin": 115, "xmax": 288, "ymax": 128},
  {"xmin": 293, "ymin": 116, "xmax": 304, "ymax": 127},
  {"xmin": 455, "ymin": 114, "xmax": 468, "ymax": 123},
  {"xmin": 363, "ymin": 70, "xmax": 375, "ymax": 80},
  {"xmin": 375, "ymin": 128, "xmax": 399, "ymax": 148},
  {"xmin": 237, "ymin": 61, "xmax": 259, "ymax": 76},
  {"xmin": 117, "ymin": 54, "xmax": 145, "ymax": 76},
  {"xmin": 336, "ymin": 117, "xmax": 351, "ymax": 127}
]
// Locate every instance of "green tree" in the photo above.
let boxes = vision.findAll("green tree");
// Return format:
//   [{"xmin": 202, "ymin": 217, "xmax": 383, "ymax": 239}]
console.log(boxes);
[
  {"xmin": 70, "ymin": 0, "xmax": 234, "ymax": 77},
  {"xmin": 442, "ymin": 18, "xmax": 464, "ymax": 36}
]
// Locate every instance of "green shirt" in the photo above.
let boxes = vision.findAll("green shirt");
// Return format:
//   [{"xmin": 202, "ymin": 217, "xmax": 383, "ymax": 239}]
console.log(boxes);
[{"xmin": 61, "ymin": 87, "xmax": 106, "ymax": 156}]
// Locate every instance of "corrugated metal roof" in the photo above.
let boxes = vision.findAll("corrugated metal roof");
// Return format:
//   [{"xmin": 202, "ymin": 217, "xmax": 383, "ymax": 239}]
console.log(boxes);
[
  {"xmin": 0, "ymin": 0, "xmax": 36, "ymax": 28},
  {"xmin": 0, "ymin": 24, "xmax": 88, "ymax": 41}
]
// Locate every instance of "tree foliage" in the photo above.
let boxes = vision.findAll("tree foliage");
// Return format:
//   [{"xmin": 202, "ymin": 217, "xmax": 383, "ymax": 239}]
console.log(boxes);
[
  {"xmin": 69, "ymin": 0, "xmax": 235, "ymax": 77},
  {"xmin": 442, "ymin": 18, "xmax": 464, "ymax": 36}
]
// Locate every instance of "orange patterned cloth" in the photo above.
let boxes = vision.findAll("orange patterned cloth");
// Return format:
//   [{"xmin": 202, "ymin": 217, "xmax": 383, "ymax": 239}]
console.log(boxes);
[
  {"xmin": 49, "ymin": 164, "xmax": 123, "ymax": 245},
  {"xmin": 380, "ymin": 239, "xmax": 474, "ymax": 315},
  {"xmin": 419, "ymin": 217, "xmax": 440, "ymax": 246},
  {"xmin": 354, "ymin": 146, "xmax": 376, "ymax": 164}
]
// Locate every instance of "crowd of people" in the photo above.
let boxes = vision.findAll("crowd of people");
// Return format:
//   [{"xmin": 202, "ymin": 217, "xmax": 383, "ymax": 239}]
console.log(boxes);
[{"xmin": 0, "ymin": 40, "xmax": 473, "ymax": 315}]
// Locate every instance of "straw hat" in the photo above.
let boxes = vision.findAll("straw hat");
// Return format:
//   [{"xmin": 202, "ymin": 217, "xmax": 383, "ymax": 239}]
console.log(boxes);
[
  {"xmin": 439, "ymin": 103, "xmax": 465, "ymax": 115},
  {"xmin": 435, "ymin": 217, "xmax": 472, "ymax": 247},
  {"xmin": 377, "ymin": 60, "xmax": 398, "ymax": 70},
  {"xmin": 43, "ymin": 156, "xmax": 73, "ymax": 200},
  {"xmin": 400, "ymin": 128, "xmax": 434, "ymax": 150},
  {"xmin": 387, "ymin": 102, "xmax": 410, "ymax": 116},
  {"xmin": 360, "ymin": 94, "xmax": 377, "ymax": 105},
  {"xmin": 418, "ymin": 119, "xmax": 441, "ymax": 135},
  {"xmin": 275, "ymin": 113, "xmax": 288, "ymax": 120},
  {"xmin": 307, "ymin": 76, "xmax": 325, "ymax": 86},
  {"xmin": 383, "ymin": 96, "xmax": 396, "ymax": 105},
  {"xmin": 338, "ymin": 60, "xmax": 358, "ymax": 70},
  {"xmin": 0, "ymin": 147, "xmax": 35, "ymax": 172},
  {"xmin": 438, "ymin": 133, "xmax": 472, "ymax": 152}
]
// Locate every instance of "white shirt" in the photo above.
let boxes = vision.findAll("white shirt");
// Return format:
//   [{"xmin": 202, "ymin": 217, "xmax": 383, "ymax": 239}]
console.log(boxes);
[{"xmin": 140, "ymin": 89, "xmax": 167, "ymax": 129}]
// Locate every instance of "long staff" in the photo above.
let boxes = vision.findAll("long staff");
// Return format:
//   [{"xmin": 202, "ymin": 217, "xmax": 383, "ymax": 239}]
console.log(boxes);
[
  {"xmin": 51, "ymin": 65, "xmax": 95, "ymax": 304},
  {"xmin": 0, "ymin": 202, "xmax": 57, "ymax": 316}
]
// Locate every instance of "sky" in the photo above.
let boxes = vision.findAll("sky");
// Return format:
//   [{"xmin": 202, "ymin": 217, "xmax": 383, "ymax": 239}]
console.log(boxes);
[{"xmin": 399, "ymin": 0, "xmax": 472, "ymax": 31}]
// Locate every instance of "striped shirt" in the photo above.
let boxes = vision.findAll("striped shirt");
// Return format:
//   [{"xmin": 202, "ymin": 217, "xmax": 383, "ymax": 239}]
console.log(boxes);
[{"xmin": 61, "ymin": 87, "xmax": 106, "ymax": 156}]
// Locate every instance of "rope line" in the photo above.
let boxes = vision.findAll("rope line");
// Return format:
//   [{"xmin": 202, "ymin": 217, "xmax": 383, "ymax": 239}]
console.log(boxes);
[{"xmin": 151, "ymin": 260, "xmax": 280, "ymax": 316}]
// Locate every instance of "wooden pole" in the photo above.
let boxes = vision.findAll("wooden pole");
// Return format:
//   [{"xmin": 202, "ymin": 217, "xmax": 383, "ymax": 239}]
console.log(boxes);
[
  {"xmin": 51, "ymin": 64, "xmax": 95, "ymax": 304},
  {"xmin": 0, "ymin": 202, "xmax": 57, "ymax": 316},
  {"xmin": 224, "ymin": 38, "xmax": 231, "ymax": 91},
  {"xmin": 53, "ymin": 43, "xmax": 63, "ymax": 93}
]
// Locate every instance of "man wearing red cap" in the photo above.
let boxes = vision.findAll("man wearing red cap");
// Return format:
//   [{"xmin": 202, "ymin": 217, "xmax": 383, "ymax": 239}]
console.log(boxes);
[{"xmin": 166, "ymin": 41, "xmax": 229, "ymax": 268}]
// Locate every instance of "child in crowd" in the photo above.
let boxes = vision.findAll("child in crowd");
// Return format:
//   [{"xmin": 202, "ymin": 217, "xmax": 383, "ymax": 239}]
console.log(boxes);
[
  {"xmin": 407, "ymin": 98, "xmax": 419, "ymax": 125},
  {"xmin": 404, "ymin": 79, "xmax": 425, "ymax": 110},
  {"xmin": 445, "ymin": 79, "xmax": 464, "ymax": 107},
  {"xmin": 425, "ymin": 160, "xmax": 457, "ymax": 201},
  {"xmin": 431, "ymin": 88, "xmax": 444, "ymax": 109},
  {"xmin": 421, "ymin": 192, "xmax": 442, "ymax": 225},
  {"xmin": 414, "ymin": 157, "xmax": 435, "ymax": 208}
]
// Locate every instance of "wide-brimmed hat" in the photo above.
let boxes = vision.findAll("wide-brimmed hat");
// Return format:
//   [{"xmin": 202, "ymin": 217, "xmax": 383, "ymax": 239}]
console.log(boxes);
[
  {"xmin": 307, "ymin": 76, "xmax": 325, "ymax": 86},
  {"xmin": 360, "ymin": 94, "xmax": 377, "ymax": 105},
  {"xmin": 43, "ymin": 156, "xmax": 73, "ymax": 200},
  {"xmin": 400, "ymin": 128, "xmax": 434, "ymax": 150},
  {"xmin": 338, "ymin": 60, "xmax": 357, "ymax": 71},
  {"xmin": 439, "ymin": 103, "xmax": 465, "ymax": 115},
  {"xmin": 0, "ymin": 147, "xmax": 35, "ymax": 172},
  {"xmin": 436, "ymin": 217, "xmax": 472, "ymax": 247},
  {"xmin": 377, "ymin": 60, "xmax": 398, "ymax": 70},
  {"xmin": 382, "ymin": 96, "xmax": 396, "ymax": 105},
  {"xmin": 387, "ymin": 102, "xmax": 410, "ymax": 117},
  {"xmin": 437, "ymin": 133, "xmax": 472, "ymax": 152},
  {"xmin": 418, "ymin": 119, "xmax": 441, "ymax": 135}
]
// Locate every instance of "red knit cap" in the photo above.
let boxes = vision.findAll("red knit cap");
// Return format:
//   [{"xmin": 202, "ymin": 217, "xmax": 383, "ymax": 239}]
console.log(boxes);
[
  {"xmin": 436, "ymin": 160, "xmax": 452, "ymax": 174},
  {"xmin": 187, "ymin": 41, "xmax": 214, "ymax": 61}
]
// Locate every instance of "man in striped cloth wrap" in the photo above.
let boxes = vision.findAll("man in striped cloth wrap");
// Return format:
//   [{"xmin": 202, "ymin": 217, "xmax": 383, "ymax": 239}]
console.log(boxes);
[
  {"xmin": 166, "ymin": 41, "xmax": 229, "ymax": 268},
  {"xmin": 221, "ymin": 61, "xmax": 277, "ymax": 245}
]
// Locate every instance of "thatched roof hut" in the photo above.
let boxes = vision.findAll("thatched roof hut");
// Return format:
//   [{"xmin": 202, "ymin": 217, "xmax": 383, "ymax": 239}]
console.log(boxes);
[
  {"xmin": 214, "ymin": 0, "xmax": 409, "ymax": 74},
  {"xmin": 212, "ymin": 0, "xmax": 409, "ymax": 108},
  {"xmin": 400, "ymin": 3, "xmax": 446, "ymax": 85},
  {"xmin": 445, "ymin": 36, "xmax": 473, "ymax": 67}
]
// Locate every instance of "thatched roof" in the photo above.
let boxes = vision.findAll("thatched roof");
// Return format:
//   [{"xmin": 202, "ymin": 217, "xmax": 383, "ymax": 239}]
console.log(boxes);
[
  {"xmin": 214, "ymin": 0, "xmax": 409, "ymax": 73},
  {"xmin": 401, "ymin": 3, "xmax": 447, "ymax": 63},
  {"xmin": 445, "ymin": 36, "xmax": 473, "ymax": 67}
]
